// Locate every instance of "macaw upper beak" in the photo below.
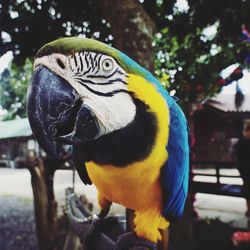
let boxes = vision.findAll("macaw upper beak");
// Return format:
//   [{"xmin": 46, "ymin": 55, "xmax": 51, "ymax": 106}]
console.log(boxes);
[{"xmin": 27, "ymin": 65, "xmax": 99, "ymax": 158}]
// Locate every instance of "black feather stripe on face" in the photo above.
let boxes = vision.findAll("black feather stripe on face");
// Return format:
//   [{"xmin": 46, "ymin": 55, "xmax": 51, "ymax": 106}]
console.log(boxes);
[
  {"xmin": 68, "ymin": 51, "xmax": 129, "ymax": 99},
  {"xmin": 75, "ymin": 78, "xmax": 131, "ymax": 97},
  {"xmin": 75, "ymin": 77, "xmax": 127, "ymax": 86},
  {"xmin": 70, "ymin": 52, "xmax": 124, "ymax": 78},
  {"xmin": 87, "ymin": 68, "xmax": 122, "ymax": 79},
  {"xmin": 79, "ymin": 53, "xmax": 84, "ymax": 72}
]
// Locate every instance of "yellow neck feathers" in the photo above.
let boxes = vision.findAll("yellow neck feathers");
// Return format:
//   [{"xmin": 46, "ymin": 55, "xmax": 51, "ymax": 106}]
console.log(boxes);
[
  {"xmin": 126, "ymin": 73, "xmax": 169, "ymax": 171},
  {"xmin": 86, "ymin": 74, "xmax": 169, "ymax": 177},
  {"xmin": 85, "ymin": 74, "xmax": 170, "ymax": 242}
]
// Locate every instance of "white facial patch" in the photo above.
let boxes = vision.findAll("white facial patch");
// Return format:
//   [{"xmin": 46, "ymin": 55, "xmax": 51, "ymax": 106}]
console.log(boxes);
[{"xmin": 34, "ymin": 52, "xmax": 136, "ymax": 138}]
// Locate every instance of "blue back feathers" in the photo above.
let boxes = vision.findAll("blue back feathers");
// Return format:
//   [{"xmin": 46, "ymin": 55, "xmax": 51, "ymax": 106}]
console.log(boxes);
[
  {"xmin": 149, "ymin": 77, "xmax": 189, "ymax": 221},
  {"xmin": 162, "ymin": 99, "xmax": 189, "ymax": 220}
]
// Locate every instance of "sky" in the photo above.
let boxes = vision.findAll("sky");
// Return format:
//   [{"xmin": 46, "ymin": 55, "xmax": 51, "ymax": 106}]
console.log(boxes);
[{"xmin": 0, "ymin": 51, "xmax": 13, "ymax": 74}]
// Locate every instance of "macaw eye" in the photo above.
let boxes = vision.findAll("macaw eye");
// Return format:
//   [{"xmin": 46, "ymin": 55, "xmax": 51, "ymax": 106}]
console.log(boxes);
[{"xmin": 102, "ymin": 58, "xmax": 113, "ymax": 72}]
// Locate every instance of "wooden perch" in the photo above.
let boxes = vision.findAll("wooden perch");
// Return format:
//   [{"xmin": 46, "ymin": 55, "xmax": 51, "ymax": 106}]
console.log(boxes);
[
  {"xmin": 65, "ymin": 188, "xmax": 115, "ymax": 249},
  {"xmin": 65, "ymin": 188, "xmax": 159, "ymax": 250},
  {"xmin": 17, "ymin": 151, "xmax": 73, "ymax": 250}
]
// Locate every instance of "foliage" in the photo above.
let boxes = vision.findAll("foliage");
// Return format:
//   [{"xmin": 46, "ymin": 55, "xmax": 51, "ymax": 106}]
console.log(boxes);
[
  {"xmin": 154, "ymin": 27, "xmax": 248, "ymax": 105},
  {"xmin": 0, "ymin": 0, "xmax": 111, "ymax": 64},
  {"xmin": 152, "ymin": 0, "xmax": 250, "ymax": 106},
  {"xmin": 0, "ymin": 0, "xmax": 250, "ymax": 113},
  {"xmin": 0, "ymin": 58, "xmax": 32, "ymax": 120}
]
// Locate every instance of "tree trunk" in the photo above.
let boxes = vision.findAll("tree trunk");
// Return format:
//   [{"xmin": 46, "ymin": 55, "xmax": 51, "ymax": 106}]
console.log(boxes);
[
  {"xmin": 26, "ymin": 156, "xmax": 58, "ymax": 250},
  {"xmin": 98, "ymin": 0, "xmax": 156, "ymax": 72}
]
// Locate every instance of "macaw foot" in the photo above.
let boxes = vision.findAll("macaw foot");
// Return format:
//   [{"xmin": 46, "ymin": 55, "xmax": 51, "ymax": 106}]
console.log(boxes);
[
  {"xmin": 85, "ymin": 220, "xmax": 157, "ymax": 250},
  {"xmin": 98, "ymin": 192, "xmax": 112, "ymax": 218},
  {"xmin": 114, "ymin": 232, "xmax": 158, "ymax": 250},
  {"xmin": 98, "ymin": 206, "xmax": 111, "ymax": 218},
  {"xmin": 85, "ymin": 216, "xmax": 123, "ymax": 250},
  {"xmin": 134, "ymin": 210, "xmax": 169, "ymax": 243}
]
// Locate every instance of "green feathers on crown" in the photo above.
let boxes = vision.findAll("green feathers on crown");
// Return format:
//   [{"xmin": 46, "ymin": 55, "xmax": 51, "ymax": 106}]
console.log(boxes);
[
  {"xmin": 36, "ymin": 37, "xmax": 117, "ymax": 58},
  {"xmin": 36, "ymin": 37, "xmax": 156, "ymax": 83},
  {"xmin": 36, "ymin": 37, "xmax": 130, "ymax": 71}
]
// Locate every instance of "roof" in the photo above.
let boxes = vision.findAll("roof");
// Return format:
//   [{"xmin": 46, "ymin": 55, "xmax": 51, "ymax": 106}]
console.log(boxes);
[
  {"xmin": 0, "ymin": 118, "xmax": 32, "ymax": 140},
  {"xmin": 205, "ymin": 93, "xmax": 250, "ymax": 113}
]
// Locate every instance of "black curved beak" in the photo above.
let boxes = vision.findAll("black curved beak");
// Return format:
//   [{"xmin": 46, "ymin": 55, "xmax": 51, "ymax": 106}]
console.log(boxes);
[{"xmin": 27, "ymin": 65, "xmax": 99, "ymax": 159}]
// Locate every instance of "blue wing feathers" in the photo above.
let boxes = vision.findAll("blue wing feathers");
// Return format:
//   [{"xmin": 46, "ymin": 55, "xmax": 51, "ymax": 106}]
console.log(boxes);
[
  {"xmin": 127, "ymin": 71, "xmax": 190, "ymax": 221},
  {"xmin": 161, "ymin": 98, "xmax": 189, "ymax": 221}
]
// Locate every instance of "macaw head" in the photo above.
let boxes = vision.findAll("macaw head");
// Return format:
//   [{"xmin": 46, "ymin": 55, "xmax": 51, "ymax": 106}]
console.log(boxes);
[{"xmin": 27, "ymin": 37, "xmax": 166, "ymax": 159}]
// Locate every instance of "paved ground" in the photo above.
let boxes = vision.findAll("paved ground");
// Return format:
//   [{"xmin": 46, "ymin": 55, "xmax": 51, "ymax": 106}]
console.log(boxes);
[
  {"xmin": 0, "ymin": 168, "xmax": 249, "ymax": 250},
  {"xmin": 0, "ymin": 167, "xmax": 125, "ymax": 214},
  {"xmin": 0, "ymin": 168, "xmax": 124, "ymax": 250},
  {"xmin": 0, "ymin": 196, "xmax": 38, "ymax": 250},
  {"xmin": 0, "ymin": 168, "xmax": 247, "ymax": 221}
]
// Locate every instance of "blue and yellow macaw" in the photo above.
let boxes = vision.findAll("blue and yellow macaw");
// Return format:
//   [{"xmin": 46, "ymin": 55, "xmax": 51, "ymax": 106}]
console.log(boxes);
[{"xmin": 27, "ymin": 37, "xmax": 189, "ymax": 243}]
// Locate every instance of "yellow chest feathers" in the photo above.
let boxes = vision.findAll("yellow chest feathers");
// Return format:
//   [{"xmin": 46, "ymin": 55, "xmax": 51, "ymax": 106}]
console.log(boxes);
[{"xmin": 86, "ymin": 74, "xmax": 169, "ymax": 209}]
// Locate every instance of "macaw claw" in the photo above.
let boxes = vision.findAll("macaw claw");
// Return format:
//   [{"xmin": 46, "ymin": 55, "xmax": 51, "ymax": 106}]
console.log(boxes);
[{"xmin": 98, "ymin": 207, "xmax": 111, "ymax": 219}]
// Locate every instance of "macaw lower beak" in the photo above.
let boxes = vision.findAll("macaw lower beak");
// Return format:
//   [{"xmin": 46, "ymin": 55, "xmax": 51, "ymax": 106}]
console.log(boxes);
[{"xmin": 27, "ymin": 65, "xmax": 99, "ymax": 158}]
